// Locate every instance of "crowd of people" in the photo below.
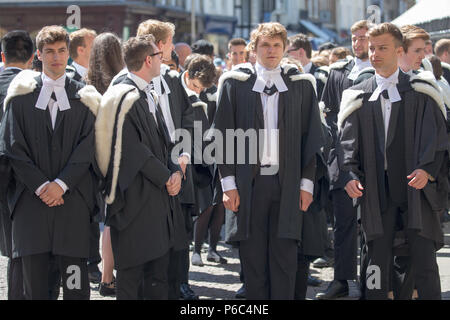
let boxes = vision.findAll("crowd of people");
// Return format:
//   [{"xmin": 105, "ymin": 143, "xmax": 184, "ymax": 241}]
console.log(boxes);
[{"xmin": 0, "ymin": 16, "xmax": 448, "ymax": 300}]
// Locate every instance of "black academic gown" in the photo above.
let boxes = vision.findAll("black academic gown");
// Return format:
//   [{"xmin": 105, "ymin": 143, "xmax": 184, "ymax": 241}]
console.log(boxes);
[
  {"xmin": 321, "ymin": 59, "xmax": 355, "ymax": 190},
  {"xmin": 179, "ymin": 75, "xmax": 219, "ymax": 215},
  {"xmin": 0, "ymin": 67, "xmax": 21, "ymax": 258},
  {"xmin": 214, "ymin": 66, "xmax": 326, "ymax": 242},
  {"xmin": 338, "ymin": 70, "xmax": 449, "ymax": 246},
  {"xmin": 199, "ymin": 85, "xmax": 223, "ymax": 206},
  {"xmin": 104, "ymin": 76, "xmax": 187, "ymax": 270},
  {"xmin": 309, "ymin": 63, "xmax": 325, "ymax": 101},
  {"xmin": 441, "ymin": 63, "xmax": 450, "ymax": 85},
  {"xmin": 0, "ymin": 75, "xmax": 98, "ymax": 259}
]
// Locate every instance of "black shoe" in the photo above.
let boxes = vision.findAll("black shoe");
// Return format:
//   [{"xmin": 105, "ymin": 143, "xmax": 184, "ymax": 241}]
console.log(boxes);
[
  {"xmin": 88, "ymin": 266, "xmax": 102, "ymax": 284},
  {"xmin": 99, "ymin": 279, "xmax": 116, "ymax": 297},
  {"xmin": 307, "ymin": 275, "xmax": 322, "ymax": 287},
  {"xmin": 312, "ymin": 257, "xmax": 334, "ymax": 268},
  {"xmin": 315, "ymin": 280, "xmax": 349, "ymax": 300},
  {"xmin": 180, "ymin": 283, "xmax": 199, "ymax": 300},
  {"xmin": 235, "ymin": 285, "xmax": 246, "ymax": 299}
]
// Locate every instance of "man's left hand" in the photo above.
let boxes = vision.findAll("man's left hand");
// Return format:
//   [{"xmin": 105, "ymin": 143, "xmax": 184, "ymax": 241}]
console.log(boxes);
[
  {"xmin": 300, "ymin": 190, "xmax": 313, "ymax": 212},
  {"xmin": 407, "ymin": 169, "xmax": 429, "ymax": 190}
]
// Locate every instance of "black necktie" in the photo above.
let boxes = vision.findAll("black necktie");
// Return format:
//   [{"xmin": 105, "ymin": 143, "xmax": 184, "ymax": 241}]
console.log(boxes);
[
  {"xmin": 264, "ymin": 85, "xmax": 278, "ymax": 96},
  {"xmin": 381, "ymin": 90, "xmax": 389, "ymax": 100}
]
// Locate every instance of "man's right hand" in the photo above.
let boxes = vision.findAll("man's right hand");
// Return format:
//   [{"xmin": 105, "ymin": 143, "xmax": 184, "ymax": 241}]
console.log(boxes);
[
  {"xmin": 223, "ymin": 189, "xmax": 240, "ymax": 213},
  {"xmin": 345, "ymin": 180, "xmax": 364, "ymax": 199}
]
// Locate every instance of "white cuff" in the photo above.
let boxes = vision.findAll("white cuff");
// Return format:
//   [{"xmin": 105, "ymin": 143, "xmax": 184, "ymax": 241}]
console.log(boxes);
[
  {"xmin": 54, "ymin": 179, "xmax": 69, "ymax": 194},
  {"xmin": 221, "ymin": 176, "xmax": 237, "ymax": 192},
  {"xmin": 300, "ymin": 178, "xmax": 314, "ymax": 195},
  {"xmin": 35, "ymin": 181, "xmax": 50, "ymax": 196},
  {"xmin": 180, "ymin": 152, "xmax": 191, "ymax": 163}
]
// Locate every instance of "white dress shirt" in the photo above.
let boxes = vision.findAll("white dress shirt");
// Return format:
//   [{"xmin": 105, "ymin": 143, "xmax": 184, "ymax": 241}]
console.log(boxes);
[
  {"xmin": 221, "ymin": 62, "xmax": 314, "ymax": 195},
  {"xmin": 35, "ymin": 72, "xmax": 71, "ymax": 196},
  {"xmin": 348, "ymin": 58, "xmax": 372, "ymax": 81},
  {"xmin": 127, "ymin": 72, "xmax": 158, "ymax": 124},
  {"xmin": 152, "ymin": 66, "xmax": 176, "ymax": 143},
  {"xmin": 369, "ymin": 69, "xmax": 401, "ymax": 169},
  {"xmin": 303, "ymin": 62, "xmax": 313, "ymax": 74},
  {"xmin": 72, "ymin": 61, "xmax": 87, "ymax": 79}
]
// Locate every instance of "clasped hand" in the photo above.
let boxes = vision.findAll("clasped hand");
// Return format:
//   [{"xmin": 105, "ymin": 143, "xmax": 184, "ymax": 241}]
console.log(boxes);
[{"xmin": 38, "ymin": 182, "xmax": 64, "ymax": 207}]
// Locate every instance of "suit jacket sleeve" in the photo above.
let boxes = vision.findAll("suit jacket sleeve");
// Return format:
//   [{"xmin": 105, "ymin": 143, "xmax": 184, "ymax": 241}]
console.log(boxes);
[{"xmin": 0, "ymin": 98, "xmax": 48, "ymax": 193}]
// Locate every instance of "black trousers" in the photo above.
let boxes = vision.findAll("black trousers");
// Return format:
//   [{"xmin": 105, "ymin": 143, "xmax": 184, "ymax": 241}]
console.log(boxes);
[
  {"xmin": 21, "ymin": 253, "xmax": 89, "ymax": 300},
  {"xmin": 240, "ymin": 174, "xmax": 298, "ymax": 300},
  {"xmin": 332, "ymin": 189, "xmax": 358, "ymax": 280},
  {"xmin": 365, "ymin": 199, "xmax": 441, "ymax": 300},
  {"xmin": 88, "ymin": 221, "xmax": 101, "ymax": 270},
  {"xmin": 117, "ymin": 251, "xmax": 170, "ymax": 300},
  {"xmin": 168, "ymin": 248, "xmax": 182, "ymax": 300},
  {"xmin": 7, "ymin": 257, "xmax": 24, "ymax": 300},
  {"xmin": 179, "ymin": 205, "xmax": 194, "ymax": 285},
  {"xmin": 294, "ymin": 254, "xmax": 310, "ymax": 300}
]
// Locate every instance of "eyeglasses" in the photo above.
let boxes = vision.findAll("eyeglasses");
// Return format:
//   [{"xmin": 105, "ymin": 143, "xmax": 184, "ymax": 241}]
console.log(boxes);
[{"xmin": 150, "ymin": 51, "xmax": 163, "ymax": 59}]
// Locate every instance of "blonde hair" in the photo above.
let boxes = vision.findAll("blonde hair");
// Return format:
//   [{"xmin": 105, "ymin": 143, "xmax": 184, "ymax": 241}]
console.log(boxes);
[
  {"xmin": 69, "ymin": 28, "xmax": 97, "ymax": 59},
  {"xmin": 137, "ymin": 19, "xmax": 175, "ymax": 44},
  {"xmin": 249, "ymin": 22, "xmax": 288, "ymax": 51}
]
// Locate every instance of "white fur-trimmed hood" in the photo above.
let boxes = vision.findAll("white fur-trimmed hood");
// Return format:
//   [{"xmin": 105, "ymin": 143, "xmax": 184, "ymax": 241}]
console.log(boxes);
[
  {"xmin": 410, "ymin": 71, "xmax": 446, "ymax": 119},
  {"xmin": 3, "ymin": 69, "xmax": 40, "ymax": 112},
  {"xmin": 3, "ymin": 69, "xmax": 101, "ymax": 116},
  {"xmin": 337, "ymin": 89, "xmax": 365, "ymax": 129},
  {"xmin": 95, "ymin": 83, "xmax": 140, "ymax": 177}
]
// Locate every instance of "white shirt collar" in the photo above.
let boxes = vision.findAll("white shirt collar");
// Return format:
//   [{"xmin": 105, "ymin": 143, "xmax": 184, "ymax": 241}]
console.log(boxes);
[
  {"xmin": 181, "ymin": 71, "xmax": 198, "ymax": 97},
  {"xmin": 72, "ymin": 61, "xmax": 87, "ymax": 78},
  {"xmin": 369, "ymin": 68, "xmax": 402, "ymax": 103},
  {"xmin": 127, "ymin": 72, "xmax": 149, "ymax": 91},
  {"xmin": 303, "ymin": 62, "xmax": 312, "ymax": 74},
  {"xmin": 35, "ymin": 72, "xmax": 71, "ymax": 111},
  {"xmin": 253, "ymin": 62, "xmax": 288, "ymax": 94},
  {"xmin": 152, "ymin": 73, "xmax": 171, "ymax": 96}
]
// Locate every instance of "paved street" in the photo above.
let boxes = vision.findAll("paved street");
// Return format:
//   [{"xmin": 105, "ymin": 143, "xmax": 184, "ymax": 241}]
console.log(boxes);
[{"xmin": 0, "ymin": 223, "xmax": 449, "ymax": 300}]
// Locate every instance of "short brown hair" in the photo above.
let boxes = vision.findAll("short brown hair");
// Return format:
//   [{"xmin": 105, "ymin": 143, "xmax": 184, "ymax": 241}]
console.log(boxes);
[
  {"xmin": 123, "ymin": 34, "xmax": 156, "ymax": 72},
  {"xmin": 400, "ymin": 25, "xmax": 430, "ymax": 52},
  {"xmin": 368, "ymin": 23, "xmax": 404, "ymax": 48},
  {"xmin": 228, "ymin": 38, "xmax": 246, "ymax": 51},
  {"xmin": 186, "ymin": 54, "xmax": 217, "ymax": 88},
  {"xmin": 331, "ymin": 47, "xmax": 352, "ymax": 60},
  {"xmin": 249, "ymin": 22, "xmax": 288, "ymax": 51},
  {"xmin": 36, "ymin": 25, "xmax": 69, "ymax": 51},
  {"xmin": 69, "ymin": 28, "xmax": 97, "ymax": 59},
  {"xmin": 288, "ymin": 33, "xmax": 312, "ymax": 59},
  {"xmin": 137, "ymin": 19, "xmax": 175, "ymax": 44},
  {"xmin": 435, "ymin": 39, "xmax": 450, "ymax": 57},
  {"xmin": 351, "ymin": 20, "xmax": 373, "ymax": 34}
]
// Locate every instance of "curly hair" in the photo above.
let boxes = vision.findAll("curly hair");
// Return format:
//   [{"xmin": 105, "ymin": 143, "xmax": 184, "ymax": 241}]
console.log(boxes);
[
  {"xmin": 249, "ymin": 22, "xmax": 288, "ymax": 52},
  {"xmin": 86, "ymin": 33, "xmax": 124, "ymax": 94}
]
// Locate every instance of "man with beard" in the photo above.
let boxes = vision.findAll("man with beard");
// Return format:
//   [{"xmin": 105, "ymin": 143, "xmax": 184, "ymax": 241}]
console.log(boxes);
[{"xmin": 316, "ymin": 20, "xmax": 374, "ymax": 300}]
